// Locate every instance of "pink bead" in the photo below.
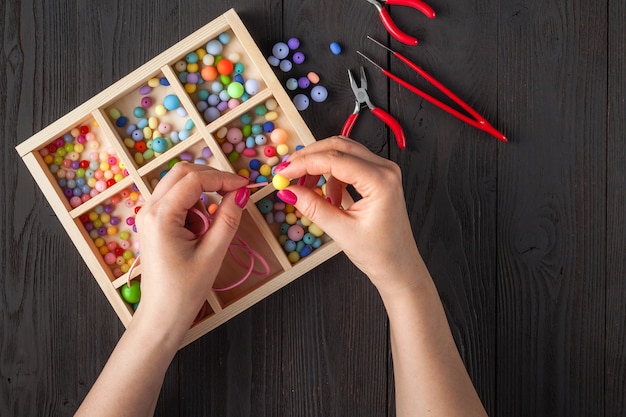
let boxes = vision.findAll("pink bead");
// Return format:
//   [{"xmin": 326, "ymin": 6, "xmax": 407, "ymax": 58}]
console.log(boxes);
[
  {"xmin": 126, "ymin": 217, "xmax": 135, "ymax": 226},
  {"xmin": 62, "ymin": 159, "xmax": 72, "ymax": 168},
  {"xmin": 104, "ymin": 253, "xmax": 116, "ymax": 265},
  {"xmin": 39, "ymin": 148, "xmax": 49, "ymax": 157},
  {"xmin": 119, "ymin": 240, "xmax": 131, "ymax": 250},
  {"xmin": 221, "ymin": 142, "xmax": 234, "ymax": 154},
  {"xmin": 90, "ymin": 189, "xmax": 99, "ymax": 197},
  {"xmin": 235, "ymin": 141, "xmax": 246, "ymax": 153},
  {"xmin": 141, "ymin": 97, "xmax": 153, "ymax": 108},
  {"xmin": 243, "ymin": 148, "xmax": 256, "ymax": 157},
  {"xmin": 94, "ymin": 170, "xmax": 104, "ymax": 179},
  {"xmin": 69, "ymin": 196, "xmax": 82, "ymax": 208},
  {"xmin": 89, "ymin": 152, "xmax": 99, "ymax": 161},
  {"xmin": 226, "ymin": 127, "xmax": 243, "ymax": 144},
  {"xmin": 108, "ymin": 157, "xmax": 117, "ymax": 165},
  {"xmin": 76, "ymin": 135, "xmax": 86, "ymax": 144},
  {"xmin": 158, "ymin": 122, "xmax": 172, "ymax": 134},
  {"xmin": 65, "ymin": 171, "xmax": 76, "ymax": 180},
  {"xmin": 95, "ymin": 181, "xmax": 107, "ymax": 192},
  {"xmin": 124, "ymin": 199, "xmax": 134, "ymax": 208},
  {"xmin": 81, "ymin": 194, "xmax": 91, "ymax": 202},
  {"xmin": 107, "ymin": 241, "xmax": 117, "ymax": 251},
  {"xmin": 228, "ymin": 98, "xmax": 239, "ymax": 109},
  {"xmin": 288, "ymin": 225, "xmax": 305, "ymax": 241}
]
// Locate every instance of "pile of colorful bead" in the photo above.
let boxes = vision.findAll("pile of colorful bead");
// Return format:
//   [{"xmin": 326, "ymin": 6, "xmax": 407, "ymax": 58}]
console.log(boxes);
[
  {"xmin": 79, "ymin": 185, "xmax": 143, "ymax": 278},
  {"xmin": 39, "ymin": 122, "xmax": 129, "ymax": 209},
  {"xmin": 108, "ymin": 78, "xmax": 196, "ymax": 167},
  {"xmin": 173, "ymin": 32, "xmax": 262, "ymax": 123},
  {"xmin": 256, "ymin": 188, "xmax": 327, "ymax": 264},
  {"xmin": 266, "ymin": 38, "xmax": 328, "ymax": 111},
  {"xmin": 214, "ymin": 99, "xmax": 301, "ymax": 185}
]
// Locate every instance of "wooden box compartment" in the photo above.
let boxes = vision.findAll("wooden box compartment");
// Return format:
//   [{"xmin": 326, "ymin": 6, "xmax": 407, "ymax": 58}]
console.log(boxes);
[{"xmin": 16, "ymin": 10, "xmax": 349, "ymax": 347}]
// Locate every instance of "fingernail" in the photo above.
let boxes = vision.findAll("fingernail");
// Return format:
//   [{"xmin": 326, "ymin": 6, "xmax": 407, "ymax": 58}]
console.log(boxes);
[
  {"xmin": 274, "ymin": 161, "xmax": 290, "ymax": 172},
  {"xmin": 297, "ymin": 175, "xmax": 307, "ymax": 186},
  {"xmin": 235, "ymin": 187, "xmax": 250, "ymax": 208},
  {"xmin": 237, "ymin": 174, "xmax": 250, "ymax": 180},
  {"xmin": 276, "ymin": 189, "xmax": 298, "ymax": 205}
]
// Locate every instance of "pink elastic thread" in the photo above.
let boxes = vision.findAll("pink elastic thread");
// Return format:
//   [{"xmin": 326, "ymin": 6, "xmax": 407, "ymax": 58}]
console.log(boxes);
[{"xmin": 127, "ymin": 184, "xmax": 270, "ymax": 290}]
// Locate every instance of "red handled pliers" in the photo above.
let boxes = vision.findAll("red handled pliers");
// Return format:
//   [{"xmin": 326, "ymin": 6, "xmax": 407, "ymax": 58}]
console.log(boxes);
[
  {"xmin": 341, "ymin": 67, "xmax": 406, "ymax": 149},
  {"xmin": 365, "ymin": 0, "xmax": 436, "ymax": 45}
]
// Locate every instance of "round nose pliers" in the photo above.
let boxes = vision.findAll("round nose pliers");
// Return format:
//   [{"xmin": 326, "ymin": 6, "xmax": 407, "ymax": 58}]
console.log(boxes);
[
  {"xmin": 365, "ymin": 0, "xmax": 436, "ymax": 45},
  {"xmin": 341, "ymin": 67, "xmax": 407, "ymax": 149}
]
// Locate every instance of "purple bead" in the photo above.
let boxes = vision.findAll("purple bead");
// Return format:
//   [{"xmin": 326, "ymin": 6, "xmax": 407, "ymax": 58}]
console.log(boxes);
[
  {"xmin": 84, "ymin": 222, "xmax": 94, "ymax": 232},
  {"xmin": 292, "ymin": 52, "xmax": 305, "ymax": 64},
  {"xmin": 217, "ymin": 101, "xmax": 229, "ymax": 112},
  {"xmin": 201, "ymin": 147, "xmax": 213, "ymax": 158},
  {"xmin": 199, "ymin": 194, "xmax": 209, "ymax": 205},
  {"xmin": 298, "ymin": 77, "xmax": 310, "ymax": 89},
  {"xmin": 287, "ymin": 37, "xmax": 300, "ymax": 50},
  {"xmin": 71, "ymin": 161, "xmax": 81, "ymax": 170},
  {"xmin": 109, "ymin": 216, "xmax": 120, "ymax": 226},
  {"xmin": 139, "ymin": 85, "xmax": 151, "ymax": 95},
  {"xmin": 98, "ymin": 227, "xmax": 107, "ymax": 236},
  {"xmin": 131, "ymin": 183, "xmax": 139, "ymax": 192},
  {"xmin": 179, "ymin": 152, "xmax": 193, "ymax": 162},
  {"xmin": 187, "ymin": 73, "xmax": 199, "ymax": 84},
  {"xmin": 104, "ymin": 204, "xmax": 113, "ymax": 213},
  {"xmin": 64, "ymin": 188, "xmax": 74, "ymax": 198}
]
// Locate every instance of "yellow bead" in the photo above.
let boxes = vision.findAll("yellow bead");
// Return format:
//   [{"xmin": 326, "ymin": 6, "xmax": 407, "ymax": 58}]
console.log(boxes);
[
  {"xmin": 73, "ymin": 143, "xmax": 84, "ymax": 153},
  {"xmin": 265, "ymin": 111, "xmax": 278, "ymax": 121},
  {"xmin": 100, "ymin": 213, "xmax": 111, "ymax": 223},
  {"xmin": 124, "ymin": 138, "xmax": 135, "ymax": 148},
  {"xmin": 155, "ymin": 105, "xmax": 167, "ymax": 116},
  {"xmin": 87, "ymin": 178, "xmax": 97, "ymax": 187},
  {"xmin": 276, "ymin": 144, "xmax": 289, "ymax": 156},
  {"xmin": 285, "ymin": 204, "xmax": 295, "ymax": 213},
  {"xmin": 107, "ymin": 226, "xmax": 118, "ymax": 236},
  {"xmin": 88, "ymin": 211, "xmax": 99, "ymax": 221},
  {"xmin": 148, "ymin": 77, "xmax": 160, "ymax": 87},
  {"xmin": 196, "ymin": 48, "xmax": 207, "ymax": 59},
  {"xmin": 187, "ymin": 63, "xmax": 199, "ymax": 73},
  {"xmin": 278, "ymin": 235, "xmax": 288, "ymax": 245},
  {"xmin": 285, "ymin": 213, "xmax": 298, "ymax": 225},
  {"xmin": 129, "ymin": 191, "xmax": 139, "ymax": 202},
  {"xmin": 148, "ymin": 117, "xmax": 159, "ymax": 129},
  {"xmin": 94, "ymin": 237, "xmax": 105, "ymax": 248},
  {"xmin": 300, "ymin": 216, "xmax": 312, "ymax": 227},
  {"xmin": 272, "ymin": 174, "xmax": 290, "ymax": 190},
  {"xmin": 259, "ymin": 164, "xmax": 272, "ymax": 177},
  {"xmin": 287, "ymin": 251, "xmax": 300, "ymax": 264},
  {"xmin": 308, "ymin": 223, "xmax": 324, "ymax": 237},
  {"xmin": 43, "ymin": 155, "xmax": 53, "ymax": 164},
  {"xmin": 99, "ymin": 246, "xmax": 109, "ymax": 255},
  {"xmin": 143, "ymin": 127, "xmax": 153, "ymax": 140},
  {"xmin": 238, "ymin": 168, "xmax": 250, "ymax": 178},
  {"xmin": 184, "ymin": 83, "xmax": 197, "ymax": 94}
]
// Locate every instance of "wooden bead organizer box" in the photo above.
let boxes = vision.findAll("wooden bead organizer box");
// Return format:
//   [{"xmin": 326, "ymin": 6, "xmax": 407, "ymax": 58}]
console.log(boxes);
[{"xmin": 15, "ymin": 9, "xmax": 348, "ymax": 348}]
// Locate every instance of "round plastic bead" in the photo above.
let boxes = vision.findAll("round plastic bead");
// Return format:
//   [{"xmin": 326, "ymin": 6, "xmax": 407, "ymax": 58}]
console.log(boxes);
[
  {"xmin": 310, "ymin": 85, "xmax": 328, "ymax": 102},
  {"xmin": 267, "ymin": 56, "xmax": 280, "ymax": 66},
  {"xmin": 270, "ymin": 128, "xmax": 288, "ymax": 144},
  {"xmin": 217, "ymin": 59, "xmax": 234, "ymax": 75},
  {"xmin": 227, "ymin": 82, "xmax": 244, "ymax": 98},
  {"xmin": 206, "ymin": 39, "xmax": 223, "ymax": 55},
  {"xmin": 272, "ymin": 174, "xmax": 290, "ymax": 190},
  {"xmin": 272, "ymin": 42, "xmax": 290, "ymax": 59},
  {"xmin": 330, "ymin": 42, "xmax": 342, "ymax": 55},
  {"xmin": 285, "ymin": 78, "xmax": 298, "ymax": 91},
  {"xmin": 218, "ymin": 32, "xmax": 231, "ymax": 44},
  {"xmin": 244, "ymin": 79, "xmax": 261, "ymax": 95},
  {"xmin": 257, "ymin": 198, "xmax": 274, "ymax": 214},
  {"xmin": 279, "ymin": 60, "xmax": 293, "ymax": 72},
  {"xmin": 293, "ymin": 94, "xmax": 310, "ymax": 111},
  {"xmin": 287, "ymin": 37, "xmax": 300, "ymax": 50},
  {"xmin": 152, "ymin": 138, "xmax": 168, "ymax": 153},
  {"xmin": 163, "ymin": 94, "xmax": 180, "ymax": 111},
  {"xmin": 292, "ymin": 52, "xmax": 305, "ymax": 64},
  {"xmin": 121, "ymin": 280, "xmax": 141, "ymax": 304}
]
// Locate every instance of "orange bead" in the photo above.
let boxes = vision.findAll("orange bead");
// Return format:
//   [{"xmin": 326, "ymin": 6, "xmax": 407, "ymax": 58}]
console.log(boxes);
[
  {"xmin": 216, "ymin": 59, "xmax": 234, "ymax": 75},
  {"xmin": 201, "ymin": 65, "xmax": 218, "ymax": 81}
]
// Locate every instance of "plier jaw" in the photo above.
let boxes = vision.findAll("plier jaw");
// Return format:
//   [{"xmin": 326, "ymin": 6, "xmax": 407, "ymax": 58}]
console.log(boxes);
[
  {"xmin": 365, "ymin": 0, "xmax": 435, "ymax": 46},
  {"xmin": 341, "ymin": 67, "xmax": 407, "ymax": 149}
]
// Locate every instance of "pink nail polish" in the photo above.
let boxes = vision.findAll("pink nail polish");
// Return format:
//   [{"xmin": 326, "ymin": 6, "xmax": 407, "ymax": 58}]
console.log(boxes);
[
  {"xmin": 276, "ymin": 189, "xmax": 298, "ymax": 205},
  {"xmin": 235, "ymin": 187, "xmax": 250, "ymax": 208},
  {"xmin": 274, "ymin": 161, "xmax": 290, "ymax": 172},
  {"xmin": 297, "ymin": 175, "xmax": 307, "ymax": 186}
]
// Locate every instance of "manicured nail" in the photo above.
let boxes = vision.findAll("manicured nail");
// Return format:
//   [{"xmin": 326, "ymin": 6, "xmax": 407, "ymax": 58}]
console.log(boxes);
[
  {"xmin": 238, "ymin": 174, "xmax": 250, "ymax": 180},
  {"xmin": 235, "ymin": 187, "xmax": 250, "ymax": 208},
  {"xmin": 276, "ymin": 189, "xmax": 298, "ymax": 205},
  {"xmin": 297, "ymin": 175, "xmax": 307, "ymax": 186},
  {"xmin": 274, "ymin": 161, "xmax": 290, "ymax": 172}
]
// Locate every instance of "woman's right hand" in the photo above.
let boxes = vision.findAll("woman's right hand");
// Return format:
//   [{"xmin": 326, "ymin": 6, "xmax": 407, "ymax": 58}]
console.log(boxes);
[{"xmin": 274, "ymin": 136, "xmax": 428, "ymax": 296}]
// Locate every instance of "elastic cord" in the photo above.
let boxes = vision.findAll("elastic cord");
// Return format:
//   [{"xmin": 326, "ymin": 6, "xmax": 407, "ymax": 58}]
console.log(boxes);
[{"xmin": 126, "ymin": 199, "xmax": 270, "ymax": 293}]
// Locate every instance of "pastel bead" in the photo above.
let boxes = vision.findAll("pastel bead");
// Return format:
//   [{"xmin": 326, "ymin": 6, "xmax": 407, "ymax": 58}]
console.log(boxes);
[
  {"xmin": 293, "ymin": 94, "xmax": 309, "ymax": 111},
  {"xmin": 330, "ymin": 42, "xmax": 342, "ymax": 55},
  {"xmin": 272, "ymin": 42, "xmax": 290, "ymax": 59},
  {"xmin": 287, "ymin": 37, "xmax": 300, "ymax": 50},
  {"xmin": 279, "ymin": 60, "xmax": 293, "ymax": 72},
  {"xmin": 307, "ymin": 72, "xmax": 320, "ymax": 84},
  {"xmin": 272, "ymin": 174, "xmax": 290, "ymax": 190},
  {"xmin": 310, "ymin": 85, "xmax": 328, "ymax": 102},
  {"xmin": 270, "ymin": 128, "xmax": 288, "ymax": 144},
  {"xmin": 292, "ymin": 52, "xmax": 305, "ymax": 64}
]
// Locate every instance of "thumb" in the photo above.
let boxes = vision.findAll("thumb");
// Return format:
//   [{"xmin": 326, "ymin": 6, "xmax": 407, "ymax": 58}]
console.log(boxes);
[{"xmin": 276, "ymin": 186, "xmax": 348, "ymax": 240}]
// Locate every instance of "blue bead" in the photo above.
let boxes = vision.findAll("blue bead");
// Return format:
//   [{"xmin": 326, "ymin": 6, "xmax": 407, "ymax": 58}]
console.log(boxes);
[
  {"xmin": 159, "ymin": 170, "xmax": 169, "ymax": 178},
  {"xmin": 218, "ymin": 32, "xmax": 231, "ymax": 44},
  {"xmin": 293, "ymin": 94, "xmax": 309, "ymax": 111},
  {"xmin": 131, "ymin": 130, "xmax": 144, "ymax": 141},
  {"xmin": 163, "ymin": 94, "xmax": 180, "ymax": 111},
  {"xmin": 137, "ymin": 118, "xmax": 148, "ymax": 129},
  {"xmin": 310, "ymin": 86, "xmax": 328, "ymax": 102},
  {"xmin": 249, "ymin": 159, "xmax": 261, "ymax": 170},
  {"xmin": 178, "ymin": 71, "xmax": 188, "ymax": 83},
  {"xmin": 186, "ymin": 52, "xmax": 198, "ymax": 64},
  {"xmin": 312, "ymin": 237, "xmax": 323, "ymax": 248},
  {"xmin": 196, "ymin": 101, "xmax": 209, "ymax": 112},
  {"xmin": 272, "ymin": 42, "xmax": 289, "ymax": 59},
  {"xmin": 303, "ymin": 233, "xmax": 315, "ymax": 245},
  {"xmin": 267, "ymin": 56, "xmax": 280, "ymax": 66},
  {"xmin": 254, "ymin": 134, "xmax": 267, "ymax": 146},
  {"xmin": 295, "ymin": 241, "xmax": 305, "ymax": 252},
  {"xmin": 263, "ymin": 122, "xmax": 274, "ymax": 133},
  {"xmin": 279, "ymin": 60, "xmax": 292, "ymax": 72},
  {"xmin": 256, "ymin": 198, "xmax": 274, "ymax": 214},
  {"xmin": 184, "ymin": 119, "xmax": 195, "ymax": 131},
  {"xmin": 256, "ymin": 175, "xmax": 268, "ymax": 183},
  {"xmin": 246, "ymin": 136, "xmax": 256, "ymax": 148},
  {"xmin": 81, "ymin": 185, "xmax": 91, "ymax": 194},
  {"xmin": 116, "ymin": 116, "xmax": 127, "ymax": 127},
  {"xmin": 126, "ymin": 124, "xmax": 137, "ymax": 135},
  {"xmin": 251, "ymin": 124, "xmax": 263, "ymax": 135},
  {"xmin": 75, "ymin": 178, "xmax": 85, "ymax": 186},
  {"xmin": 300, "ymin": 245, "xmax": 313, "ymax": 257},
  {"xmin": 295, "ymin": 145, "xmax": 305, "ymax": 151},
  {"xmin": 64, "ymin": 133, "xmax": 74, "ymax": 142},
  {"xmin": 58, "ymin": 179, "xmax": 67, "ymax": 187},
  {"xmin": 284, "ymin": 240, "xmax": 297, "ymax": 252},
  {"xmin": 160, "ymin": 77, "xmax": 170, "ymax": 86},
  {"xmin": 330, "ymin": 42, "xmax": 342, "ymax": 55}
]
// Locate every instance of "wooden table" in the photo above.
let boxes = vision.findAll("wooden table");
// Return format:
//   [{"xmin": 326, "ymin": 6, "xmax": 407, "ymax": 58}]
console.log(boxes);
[{"xmin": 2, "ymin": 1, "xmax": 624, "ymax": 416}]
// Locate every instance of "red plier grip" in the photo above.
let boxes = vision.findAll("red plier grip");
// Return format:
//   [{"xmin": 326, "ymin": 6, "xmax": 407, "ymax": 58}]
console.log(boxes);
[
  {"xmin": 371, "ymin": 107, "xmax": 407, "ymax": 149},
  {"xmin": 341, "ymin": 109, "xmax": 407, "ymax": 150},
  {"xmin": 375, "ymin": 0, "xmax": 435, "ymax": 45}
]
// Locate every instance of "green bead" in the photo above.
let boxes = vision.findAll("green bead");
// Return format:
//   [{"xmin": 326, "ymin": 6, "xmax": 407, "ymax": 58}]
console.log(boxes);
[{"xmin": 121, "ymin": 280, "xmax": 141, "ymax": 304}]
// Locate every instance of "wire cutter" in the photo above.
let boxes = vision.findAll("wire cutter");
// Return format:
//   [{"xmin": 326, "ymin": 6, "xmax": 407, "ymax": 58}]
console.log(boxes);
[
  {"xmin": 365, "ymin": 0, "xmax": 436, "ymax": 46},
  {"xmin": 341, "ymin": 66, "xmax": 407, "ymax": 149}
]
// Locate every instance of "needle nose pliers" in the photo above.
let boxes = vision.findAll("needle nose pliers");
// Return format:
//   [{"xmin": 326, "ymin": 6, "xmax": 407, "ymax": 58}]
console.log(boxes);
[
  {"xmin": 365, "ymin": 0, "xmax": 436, "ymax": 45},
  {"xmin": 341, "ymin": 67, "xmax": 407, "ymax": 149}
]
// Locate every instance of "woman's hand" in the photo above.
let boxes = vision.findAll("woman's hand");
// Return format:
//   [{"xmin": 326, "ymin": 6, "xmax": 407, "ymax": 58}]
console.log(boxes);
[
  {"xmin": 135, "ymin": 162, "xmax": 250, "ymax": 328},
  {"xmin": 274, "ymin": 136, "xmax": 427, "ymax": 296}
]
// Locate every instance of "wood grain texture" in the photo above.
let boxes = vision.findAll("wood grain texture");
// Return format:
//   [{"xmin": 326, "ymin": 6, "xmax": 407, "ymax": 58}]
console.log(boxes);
[
  {"xmin": 606, "ymin": 0, "xmax": 626, "ymax": 415},
  {"xmin": 497, "ymin": 0, "xmax": 608, "ymax": 416},
  {"xmin": 3, "ymin": 0, "xmax": 626, "ymax": 416}
]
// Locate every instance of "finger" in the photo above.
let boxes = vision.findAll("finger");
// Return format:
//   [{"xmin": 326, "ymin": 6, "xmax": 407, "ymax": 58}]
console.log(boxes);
[
  {"xmin": 325, "ymin": 175, "xmax": 346, "ymax": 207},
  {"xmin": 275, "ymin": 149, "xmax": 396, "ymax": 199},
  {"xmin": 288, "ymin": 136, "xmax": 388, "ymax": 167},
  {"xmin": 278, "ymin": 185, "xmax": 351, "ymax": 242},
  {"xmin": 197, "ymin": 189, "xmax": 244, "ymax": 255}
]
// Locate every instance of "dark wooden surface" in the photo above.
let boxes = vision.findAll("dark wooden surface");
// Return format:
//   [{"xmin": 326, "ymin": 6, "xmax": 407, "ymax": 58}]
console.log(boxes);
[{"xmin": 2, "ymin": 0, "xmax": 624, "ymax": 416}]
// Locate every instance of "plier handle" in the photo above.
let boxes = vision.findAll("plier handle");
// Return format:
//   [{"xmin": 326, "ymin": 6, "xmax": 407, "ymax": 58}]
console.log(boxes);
[
  {"xmin": 366, "ymin": 0, "xmax": 435, "ymax": 46},
  {"xmin": 341, "ymin": 67, "xmax": 407, "ymax": 149}
]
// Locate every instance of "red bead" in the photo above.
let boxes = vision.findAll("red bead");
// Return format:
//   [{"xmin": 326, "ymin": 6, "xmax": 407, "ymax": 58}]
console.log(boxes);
[
  {"xmin": 106, "ymin": 179, "xmax": 116, "ymax": 188},
  {"xmin": 79, "ymin": 214, "xmax": 89, "ymax": 223},
  {"xmin": 134, "ymin": 141, "xmax": 147, "ymax": 152},
  {"xmin": 47, "ymin": 144, "xmax": 57, "ymax": 153},
  {"xmin": 80, "ymin": 160, "xmax": 90, "ymax": 169},
  {"xmin": 114, "ymin": 248, "xmax": 124, "ymax": 256},
  {"xmin": 134, "ymin": 206, "xmax": 142, "ymax": 214},
  {"xmin": 264, "ymin": 146, "xmax": 276, "ymax": 157},
  {"xmin": 79, "ymin": 125, "xmax": 90, "ymax": 135}
]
